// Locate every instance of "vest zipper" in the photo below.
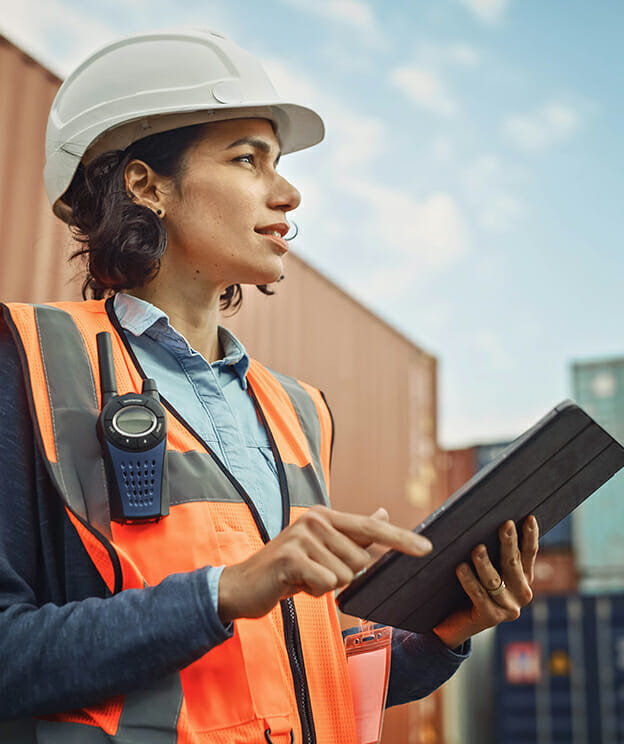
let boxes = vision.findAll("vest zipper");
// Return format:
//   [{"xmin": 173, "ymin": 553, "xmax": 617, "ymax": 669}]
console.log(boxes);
[
  {"xmin": 106, "ymin": 299, "xmax": 318, "ymax": 743},
  {"xmin": 162, "ymin": 388, "xmax": 318, "ymax": 744},
  {"xmin": 280, "ymin": 598, "xmax": 316, "ymax": 744},
  {"xmin": 249, "ymin": 383, "xmax": 317, "ymax": 744}
]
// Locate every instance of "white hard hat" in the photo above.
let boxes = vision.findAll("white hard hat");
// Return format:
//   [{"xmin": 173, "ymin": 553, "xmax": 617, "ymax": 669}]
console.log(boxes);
[{"xmin": 44, "ymin": 29, "xmax": 325, "ymax": 222}]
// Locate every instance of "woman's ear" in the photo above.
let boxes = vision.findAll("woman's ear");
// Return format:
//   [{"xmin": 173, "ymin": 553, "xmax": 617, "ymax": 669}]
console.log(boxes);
[{"xmin": 124, "ymin": 159, "xmax": 167, "ymax": 216}]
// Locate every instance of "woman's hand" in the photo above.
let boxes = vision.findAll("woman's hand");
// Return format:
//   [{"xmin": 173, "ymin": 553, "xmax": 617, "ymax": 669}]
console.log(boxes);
[
  {"xmin": 433, "ymin": 516, "xmax": 539, "ymax": 649},
  {"xmin": 217, "ymin": 505, "xmax": 432, "ymax": 624}
]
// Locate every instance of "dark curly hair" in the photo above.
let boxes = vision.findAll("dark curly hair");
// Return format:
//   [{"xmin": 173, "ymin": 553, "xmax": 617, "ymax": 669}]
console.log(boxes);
[{"xmin": 64, "ymin": 123, "xmax": 275, "ymax": 311}]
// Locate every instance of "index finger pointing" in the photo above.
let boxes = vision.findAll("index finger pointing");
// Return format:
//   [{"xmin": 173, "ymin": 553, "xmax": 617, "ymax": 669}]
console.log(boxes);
[{"xmin": 327, "ymin": 510, "xmax": 433, "ymax": 556}]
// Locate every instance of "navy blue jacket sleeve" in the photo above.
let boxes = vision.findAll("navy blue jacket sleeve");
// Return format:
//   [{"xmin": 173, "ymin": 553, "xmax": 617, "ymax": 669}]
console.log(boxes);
[
  {"xmin": 0, "ymin": 320, "xmax": 232, "ymax": 721},
  {"xmin": 386, "ymin": 629, "xmax": 470, "ymax": 706}
]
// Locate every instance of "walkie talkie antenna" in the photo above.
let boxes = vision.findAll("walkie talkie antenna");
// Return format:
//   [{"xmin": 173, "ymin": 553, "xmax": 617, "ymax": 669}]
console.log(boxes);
[{"xmin": 96, "ymin": 332, "xmax": 118, "ymax": 407}]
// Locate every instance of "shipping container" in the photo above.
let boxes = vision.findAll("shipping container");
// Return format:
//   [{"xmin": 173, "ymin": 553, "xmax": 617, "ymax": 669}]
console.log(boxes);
[
  {"xmin": 439, "ymin": 447, "xmax": 475, "ymax": 499},
  {"xmin": 495, "ymin": 594, "xmax": 624, "ymax": 743},
  {"xmin": 532, "ymin": 551, "xmax": 578, "ymax": 596},
  {"xmin": 571, "ymin": 359, "xmax": 624, "ymax": 592},
  {"xmin": 0, "ymin": 35, "xmax": 80, "ymax": 303}
]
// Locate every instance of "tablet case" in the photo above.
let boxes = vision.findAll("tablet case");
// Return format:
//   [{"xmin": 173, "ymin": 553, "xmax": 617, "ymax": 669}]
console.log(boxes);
[{"xmin": 337, "ymin": 400, "xmax": 624, "ymax": 633}]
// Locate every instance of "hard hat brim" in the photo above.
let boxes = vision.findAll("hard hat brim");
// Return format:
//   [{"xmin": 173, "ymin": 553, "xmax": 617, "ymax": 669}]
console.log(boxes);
[{"xmin": 49, "ymin": 102, "xmax": 324, "ymax": 223}]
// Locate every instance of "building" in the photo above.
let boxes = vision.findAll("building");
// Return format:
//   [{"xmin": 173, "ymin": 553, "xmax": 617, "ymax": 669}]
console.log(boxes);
[{"xmin": 571, "ymin": 357, "xmax": 624, "ymax": 593}]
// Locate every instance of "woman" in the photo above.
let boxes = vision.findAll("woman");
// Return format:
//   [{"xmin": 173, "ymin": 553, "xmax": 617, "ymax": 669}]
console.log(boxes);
[{"xmin": 0, "ymin": 30, "xmax": 538, "ymax": 743}]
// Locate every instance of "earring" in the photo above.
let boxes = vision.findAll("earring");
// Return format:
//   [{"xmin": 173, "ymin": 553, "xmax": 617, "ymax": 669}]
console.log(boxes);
[
  {"xmin": 284, "ymin": 221, "xmax": 298, "ymax": 241},
  {"xmin": 156, "ymin": 208, "xmax": 164, "ymax": 218}
]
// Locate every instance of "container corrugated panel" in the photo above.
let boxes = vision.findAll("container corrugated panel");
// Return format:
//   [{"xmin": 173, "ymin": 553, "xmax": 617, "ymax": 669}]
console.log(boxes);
[
  {"xmin": 495, "ymin": 594, "xmax": 624, "ymax": 743},
  {"xmin": 0, "ymin": 35, "xmax": 81, "ymax": 303},
  {"xmin": 440, "ymin": 447, "xmax": 476, "ymax": 500},
  {"xmin": 571, "ymin": 359, "xmax": 624, "ymax": 591}
]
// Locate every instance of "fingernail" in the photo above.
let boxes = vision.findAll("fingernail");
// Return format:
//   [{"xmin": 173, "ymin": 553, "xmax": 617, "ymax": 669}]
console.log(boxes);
[
  {"xmin": 371, "ymin": 507, "xmax": 389, "ymax": 521},
  {"xmin": 413, "ymin": 534, "xmax": 433, "ymax": 552},
  {"xmin": 506, "ymin": 525, "xmax": 514, "ymax": 537}
]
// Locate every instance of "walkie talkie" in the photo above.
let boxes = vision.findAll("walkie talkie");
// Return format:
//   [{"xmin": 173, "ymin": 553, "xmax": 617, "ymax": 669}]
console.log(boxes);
[{"xmin": 96, "ymin": 332, "xmax": 169, "ymax": 523}]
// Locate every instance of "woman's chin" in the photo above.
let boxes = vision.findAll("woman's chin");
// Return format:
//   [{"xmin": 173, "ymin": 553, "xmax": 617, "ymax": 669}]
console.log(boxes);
[{"xmin": 245, "ymin": 262, "xmax": 285, "ymax": 287}]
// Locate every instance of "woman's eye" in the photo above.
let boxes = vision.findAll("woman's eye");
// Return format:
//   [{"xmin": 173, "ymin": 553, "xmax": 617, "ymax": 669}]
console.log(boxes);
[{"xmin": 236, "ymin": 153, "xmax": 255, "ymax": 166}]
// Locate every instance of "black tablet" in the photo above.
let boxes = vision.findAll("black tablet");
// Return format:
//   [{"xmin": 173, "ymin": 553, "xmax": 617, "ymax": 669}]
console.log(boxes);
[{"xmin": 337, "ymin": 400, "xmax": 624, "ymax": 633}]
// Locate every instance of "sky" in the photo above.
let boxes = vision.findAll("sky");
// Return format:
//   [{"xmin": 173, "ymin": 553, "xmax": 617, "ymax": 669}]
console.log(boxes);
[{"xmin": 1, "ymin": 0, "xmax": 623, "ymax": 448}]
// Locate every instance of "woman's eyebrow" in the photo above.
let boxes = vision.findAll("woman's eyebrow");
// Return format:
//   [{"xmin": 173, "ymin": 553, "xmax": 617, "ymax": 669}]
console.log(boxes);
[{"xmin": 226, "ymin": 137, "xmax": 281, "ymax": 165}]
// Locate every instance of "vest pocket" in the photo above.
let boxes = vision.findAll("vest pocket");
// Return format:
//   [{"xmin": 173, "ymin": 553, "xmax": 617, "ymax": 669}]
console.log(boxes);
[{"xmin": 180, "ymin": 529, "xmax": 293, "ymax": 733}]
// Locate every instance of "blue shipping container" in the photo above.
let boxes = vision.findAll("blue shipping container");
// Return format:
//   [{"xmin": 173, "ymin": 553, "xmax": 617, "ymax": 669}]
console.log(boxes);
[{"xmin": 495, "ymin": 594, "xmax": 624, "ymax": 743}]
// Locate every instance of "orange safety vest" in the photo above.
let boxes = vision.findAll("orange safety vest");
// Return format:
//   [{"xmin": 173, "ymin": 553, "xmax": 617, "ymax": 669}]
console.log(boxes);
[{"xmin": 2, "ymin": 299, "xmax": 357, "ymax": 744}]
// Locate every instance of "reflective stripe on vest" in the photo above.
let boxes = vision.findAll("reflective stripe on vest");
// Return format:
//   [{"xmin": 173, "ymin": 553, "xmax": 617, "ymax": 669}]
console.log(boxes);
[{"xmin": 2, "ymin": 300, "xmax": 357, "ymax": 744}]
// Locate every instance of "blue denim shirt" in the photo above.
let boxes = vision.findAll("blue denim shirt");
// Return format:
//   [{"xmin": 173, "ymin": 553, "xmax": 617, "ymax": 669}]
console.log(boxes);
[{"xmin": 114, "ymin": 293, "xmax": 284, "ymax": 608}]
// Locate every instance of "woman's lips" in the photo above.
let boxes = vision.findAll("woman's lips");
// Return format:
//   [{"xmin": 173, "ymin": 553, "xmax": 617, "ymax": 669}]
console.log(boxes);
[{"xmin": 255, "ymin": 224, "xmax": 290, "ymax": 252}]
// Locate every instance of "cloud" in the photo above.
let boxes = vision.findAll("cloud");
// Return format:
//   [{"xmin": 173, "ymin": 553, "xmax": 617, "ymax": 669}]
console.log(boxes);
[
  {"xmin": 471, "ymin": 330, "xmax": 514, "ymax": 371},
  {"xmin": 461, "ymin": 155, "xmax": 524, "ymax": 232},
  {"xmin": 342, "ymin": 183, "xmax": 468, "ymax": 267},
  {"xmin": 430, "ymin": 136, "xmax": 455, "ymax": 163},
  {"xmin": 281, "ymin": 0, "xmax": 378, "ymax": 36},
  {"xmin": 390, "ymin": 66, "xmax": 458, "ymax": 116},
  {"xmin": 0, "ymin": 0, "xmax": 119, "ymax": 75},
  {"xmin": 263, "ymin": 56, "xmax": 385, "ymax": 172},
  {"xmin": 340, "ymin": 182, "xmax": 470, "ymax": 296},
  {"xmin": 321, "ymin": 0, "xmax": 375, "ymax": 30},
  {"xmin": 262, "ymin": 57, "xmax": 324, "ymax": 110},
  {"xmin": 416, "ymin": 41, "xmax": 482, "ymax": 68},
  {"xmin": 446, "ymin": 43, "xmax": 481, "ymax": 66},
  {"xmin": 479, "ymin": 194, "xmax": 523, "ymax": 232},
  {"xmin": 263, "ymin": 54, "xmax": 470, "ymax": 299},
  {"xmin": 503, "ymin": 103, "xmax": 582, "ymax": 151},
  {"xmin": 388, "ymin": 41, "xmax": 481, "ymax": 117},
  {"xmin": 457, "ymin": 0, "xmax": 510, "ymax": 25}
]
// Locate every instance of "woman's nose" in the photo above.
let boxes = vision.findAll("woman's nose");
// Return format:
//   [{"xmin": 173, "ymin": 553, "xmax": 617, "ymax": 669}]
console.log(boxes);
[{"xmin": 268, "ymin": 174, "xmax": 301, "ymax": 213}]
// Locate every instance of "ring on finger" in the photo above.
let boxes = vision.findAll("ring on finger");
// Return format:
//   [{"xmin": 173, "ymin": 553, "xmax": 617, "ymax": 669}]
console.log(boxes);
[{"xmin": 487, "ymin": 578, "xmax": 506, "ymax": 597}]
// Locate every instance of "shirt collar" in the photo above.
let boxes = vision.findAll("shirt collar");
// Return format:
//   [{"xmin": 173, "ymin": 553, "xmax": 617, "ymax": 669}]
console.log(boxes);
[{"xmin": 113, "ymin": 293, "xmax": 250, "ymax": 385}]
